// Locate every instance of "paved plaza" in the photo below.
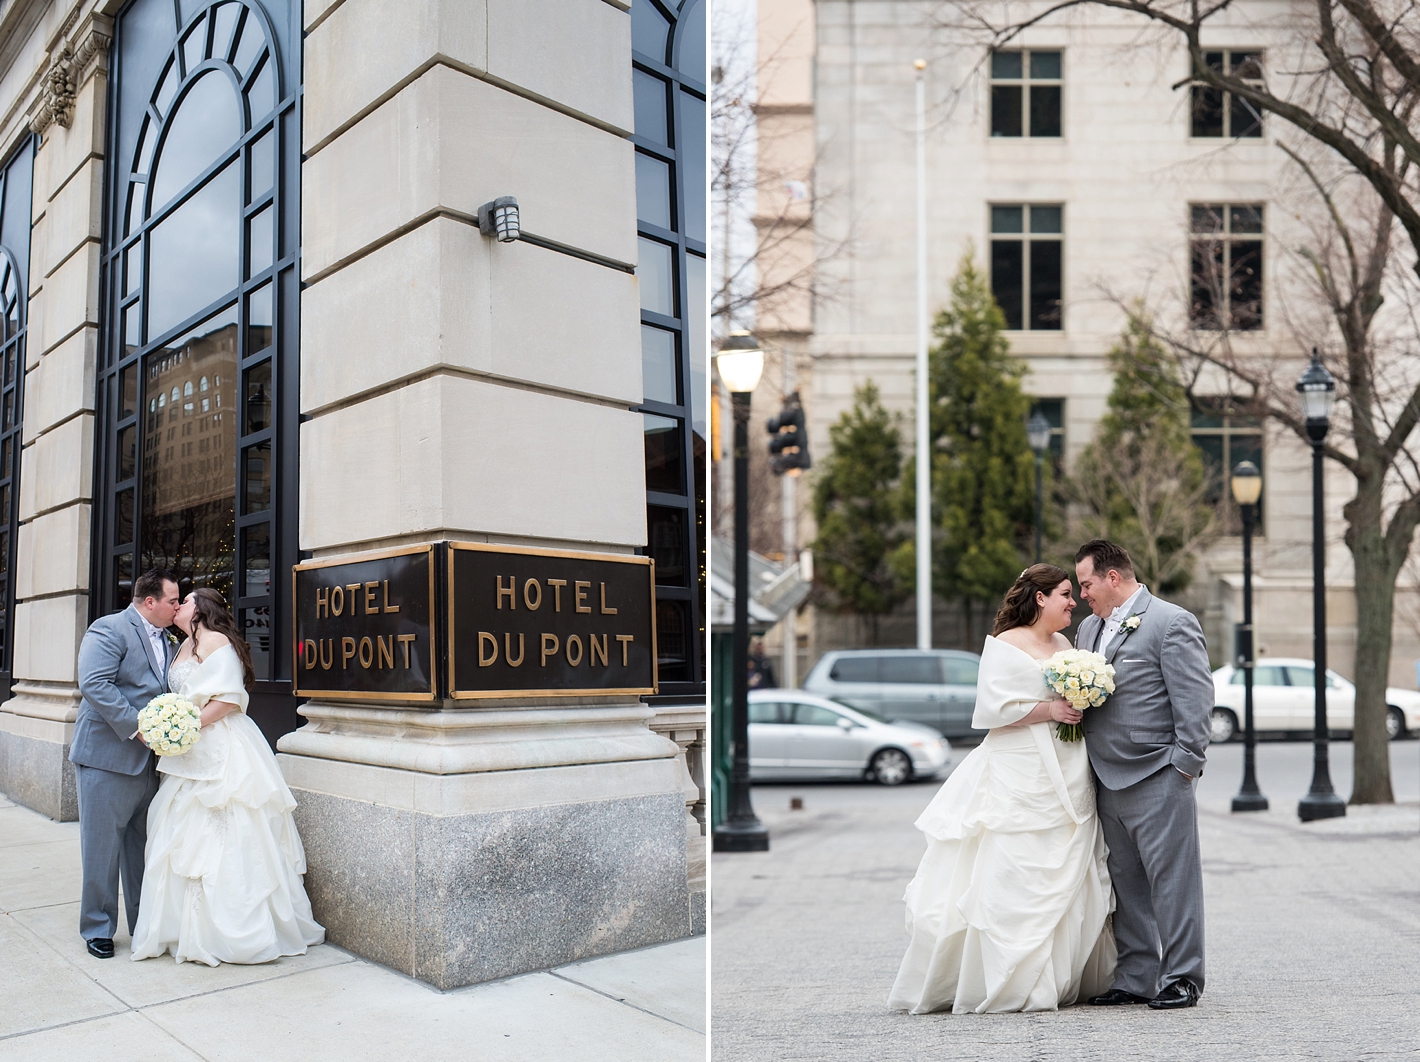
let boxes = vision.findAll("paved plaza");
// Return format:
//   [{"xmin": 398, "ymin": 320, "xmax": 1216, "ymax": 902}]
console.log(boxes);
[
  {"xmin": 0, "ymin": 796, "xmax": 705, "ymax": 1062},
  {"xmin": 712, "ymin": 741, "xmax": 1420, "ymax": 1061}
]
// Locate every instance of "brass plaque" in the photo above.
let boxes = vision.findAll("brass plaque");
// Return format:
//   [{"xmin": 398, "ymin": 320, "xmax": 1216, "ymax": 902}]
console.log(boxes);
[
  {"xmin": 448, "ymin": 542, "xmax": 657, "ymax": 698},
  {"xmin": 292, "ymin": 544, "xmax": 437, "ymax": 701}
]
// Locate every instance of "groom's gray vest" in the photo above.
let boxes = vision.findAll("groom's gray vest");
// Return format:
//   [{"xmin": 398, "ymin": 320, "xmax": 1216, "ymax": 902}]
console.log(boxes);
[
  {"xmin": 1075, "ymin": 589, "xmax": 1213, "ymax": 790},
  {"xmin": 71, "ymin": 604, "xmax": 171, "ymax": 776}
]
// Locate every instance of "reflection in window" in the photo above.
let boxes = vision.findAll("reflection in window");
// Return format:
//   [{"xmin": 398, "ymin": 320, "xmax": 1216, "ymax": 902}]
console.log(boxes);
[
  {"xmin": 642, "ymin": 325, "xmax": 677, "ymax": 404},
  {"xmin": 644, "ymin": 414, "xmax": 684, "ymax": 493},
  {"xmin": 1191, "ymin": 397, "xmax": 1263, "ymax": 533},
  {"xmin": 639, "ymin": 237, "xmax": 675, "ymax": 315},
  {"xmin": 147, "ymin": 161, "xmax": 240, "ymax": 339},
  {"xmin": 1189, "ymin": 203, "xmax": 1264, "ymax": 331},
  {"xmin": 0, "ymin": 138, "xmax": 31, "ymax": 697}
]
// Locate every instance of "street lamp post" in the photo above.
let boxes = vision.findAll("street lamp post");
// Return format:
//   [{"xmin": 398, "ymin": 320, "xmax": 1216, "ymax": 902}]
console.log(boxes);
[
  {"xmin": 713, "ymin": 332, "xmax": 770, "ymax": 852},
  {"xmin": 1027, "ymin": 412, "xmax": 1051, "ymax": 564},
  {"xmin": 1296, "ymin": 349, "xmax": 1346, "ymax": 822},
  {"xmin": 1230, "ymin": 460, "xmax": 1267, "ymax": 812},
  {"xmin": 913, "ymin": 58, "xmax": 931, "ymax": 652}
]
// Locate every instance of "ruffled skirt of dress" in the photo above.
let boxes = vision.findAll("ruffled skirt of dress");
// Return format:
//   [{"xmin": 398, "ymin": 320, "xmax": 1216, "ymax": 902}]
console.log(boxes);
[
  {"xmin": 887, "ymin": 725, "xmax": 1116, "ymax": 1013},
  {"xmin": 130, "ymin": 712, "xmax": 325, "ymax": 966}
]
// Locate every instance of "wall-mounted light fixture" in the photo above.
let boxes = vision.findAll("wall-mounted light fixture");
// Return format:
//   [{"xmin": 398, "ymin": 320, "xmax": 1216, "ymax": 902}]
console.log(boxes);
[{"xmin": 477, "ymin": 196, "xmax": 521, "ymax": 242}]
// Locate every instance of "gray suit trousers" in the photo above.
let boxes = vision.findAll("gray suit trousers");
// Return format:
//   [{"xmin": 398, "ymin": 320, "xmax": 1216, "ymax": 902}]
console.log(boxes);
[
  {"xmin": 1096, "ymin": 765, "xmax": 1206, "ymax": 997},
  {"xmin": 76, "ymin": 762, "xmax": 158, "ymax": 940}
]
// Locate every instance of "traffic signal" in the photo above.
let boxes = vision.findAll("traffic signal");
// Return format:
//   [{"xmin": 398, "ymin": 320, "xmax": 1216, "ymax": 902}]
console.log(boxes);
[{"xmin": 766, "ymin": 392, "xmax": 811, "ymax": 475}]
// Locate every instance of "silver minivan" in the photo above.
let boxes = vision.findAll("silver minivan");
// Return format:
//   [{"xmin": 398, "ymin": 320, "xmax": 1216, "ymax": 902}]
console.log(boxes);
[{"xmin": 802, "ymin": 648, "xmax": 981, "ymax": 739}]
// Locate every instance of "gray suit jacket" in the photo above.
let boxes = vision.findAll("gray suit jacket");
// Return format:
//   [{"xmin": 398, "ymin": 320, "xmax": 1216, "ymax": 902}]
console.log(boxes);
[
  {"xmin": 1075, "ymin": 589, "xmax": 1213, "ymax": 790},
  {"xmin": 70, "ymin": 605, "xmax": 173, "ymax": 776}
]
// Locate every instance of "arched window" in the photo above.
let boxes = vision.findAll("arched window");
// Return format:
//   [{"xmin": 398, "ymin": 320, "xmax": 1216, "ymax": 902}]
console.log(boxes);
[
  {"xmin": 0, "ymin": 137, "xmax": 33, "ymax": 701},
  {"xmin": 631, "ymin": 0, "xmax": 707, "ymax": 696},
  {"xmin": 98, "ymin": 0, "xmax": 300, "ymax": 733}
]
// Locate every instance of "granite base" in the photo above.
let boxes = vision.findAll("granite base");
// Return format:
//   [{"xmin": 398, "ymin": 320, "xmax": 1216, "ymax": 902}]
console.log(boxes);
[{"xmin": 0, "ymin": 728, "xmax": 77, "ymax": 821}]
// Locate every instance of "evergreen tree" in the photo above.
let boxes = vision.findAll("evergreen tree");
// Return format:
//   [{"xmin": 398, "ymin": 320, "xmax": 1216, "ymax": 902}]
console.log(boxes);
[
  {"xmin": 916, "ymin": 251, "xmax": 1037, "ymax": 644},
  {"xmin": 811, "ymin": 381, "xmax": 908, "ymax": 638},
  {"xmin": 1072, "ymin": 315, "xmax": 1216, "ymax": 593}
]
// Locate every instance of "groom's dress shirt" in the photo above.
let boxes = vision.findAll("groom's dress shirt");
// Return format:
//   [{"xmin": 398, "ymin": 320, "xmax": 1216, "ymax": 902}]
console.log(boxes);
[{"xmin": 1097, "ymin": 584, "xmax": 1147, "ymax": 656}]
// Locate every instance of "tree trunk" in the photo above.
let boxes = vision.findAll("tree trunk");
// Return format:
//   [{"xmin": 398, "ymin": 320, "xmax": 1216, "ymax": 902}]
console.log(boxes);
[{"xmin": 1348, "ymin": 527, "xmax": 1396, "ymax": 804}]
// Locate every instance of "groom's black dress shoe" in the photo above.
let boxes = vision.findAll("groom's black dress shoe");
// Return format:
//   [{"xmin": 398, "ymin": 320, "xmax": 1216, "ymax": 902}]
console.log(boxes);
[
  {"xmin": 1148, "ymin": 979, "xmax": 1200, "ymax": 1009},
  {"xmin": 1086, "ymin": 989, "xmax": 1150, "ymax": 1005},
  {"xmin": 86, "ymin": 937, "xmax": 115, "ymax": 959}
]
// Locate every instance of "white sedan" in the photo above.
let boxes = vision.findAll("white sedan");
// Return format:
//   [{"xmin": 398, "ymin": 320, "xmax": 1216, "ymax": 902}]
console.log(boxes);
[
  {"xmin": 748, "ymin": 689, "xmax": 952, "ymax": 785},
  {"xmin": 1210, "ymin": 659, "xmax": 1420, "ymax": 742}
]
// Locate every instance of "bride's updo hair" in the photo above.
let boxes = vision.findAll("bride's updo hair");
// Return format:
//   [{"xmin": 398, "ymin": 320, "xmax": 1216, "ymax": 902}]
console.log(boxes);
[
  {"xmin": 188, "ymin": 587, "xmax": 255, "ymax": 690},
  {"xmin": 991, "ymin": 564, "xmax": 1072, "ymax": 636}
]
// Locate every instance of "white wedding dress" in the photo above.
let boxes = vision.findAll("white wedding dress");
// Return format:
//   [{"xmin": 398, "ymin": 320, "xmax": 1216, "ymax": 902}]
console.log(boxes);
[
  {"xmin": 888, "ymin": 636, "xmax": 1116, "ymax": 1013},
  {"xmin": 130, "ymin": 645, "xmax": 324, "ymax": 965}
]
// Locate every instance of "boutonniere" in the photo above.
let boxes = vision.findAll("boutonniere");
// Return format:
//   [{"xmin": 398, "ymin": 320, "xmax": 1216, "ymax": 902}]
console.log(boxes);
[
  {"xmin": 1121, "ymin": 614, "xmax": 1142, "ymax": 633},
  {"xmin": 166, "ymin": 631, "xmax": 180, "ymax": 646}
]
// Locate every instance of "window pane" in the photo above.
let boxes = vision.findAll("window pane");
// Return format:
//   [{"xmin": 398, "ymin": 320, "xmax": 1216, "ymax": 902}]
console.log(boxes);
[
  {"xmin": 633, "ymin": 69, "xmax": 669, "ymax": 146},
  {"xmin": 631, "ymin": 0, "xmax": 671, "ymax": 63},
  {"xmin": 635, "ymin": 152, "xmax": 672, "ymax": 229},
  {"xmin": 124, "ymin": 301, "xmax": 142, "ymax": 353},
  {"xmin": 648, "ymin": 504, "xmax": 688, "ymax": 584},
  {"xmin": 120, "ymin": 363, "xmax": 138, "ymax": 419},
  {"xmin": 1029, "ymin": 85, "xmax": 1061, "ymax": 137},
  {"xmin": 118, "ymin": 424, "xmax": 137, "ymax": 480},
  {"xmin": 680, "ymin": 92, "xmax": 706, "ymax": 243},
  {"xmin": 990, "ymin": 240, "xmax": 1024, "ymax": 330},
  {"xmin": 232, "ymin": 9, "xmax": 263, "ymax": 74},
  {"xmin": 241, "ymin": 605, "xmax": 270, "ymax": 680},
  {"xmin": 1191, "ymin": 204, "xmax": 1224, "ymax": 234},
  {"xmin": 991, "ymin": 205, "xmax": 1024, "ymax": 233},
  {"xmin": 115, "ymin": 487, "xmax": 134, "ymax": 544},
  {"xmin": 1230, "ymin": 239, "xmax": 1263, "ymax": 330},
  {"xmin": 247, "ymin": 280, "xmax": 273, "ymax": 354},
  {"xmin": 1231, "ymin": 93, "xmax": 1262, "ymax": 137},
  {"xmin": 1029, "ymin": 51, "xmax": 1061, "ymax": 79},
  {"xmin": 642, "ymin": 324, "xmax": 678, "ymax": 403},
  {"xmin": 1230, "ymin": 204, "xmax": 1264, "ymax": 233},
  {"xmin": 243, "ymin": 440, "xmax": 271, "ymax": 513},
  {"xmin": 687, "ymin": 254, "xmax": 707, "ymax": 436},
  {"xmin": 181, "ymin": 12, "xmax": 207, "ymax": 74},
  {"xmin": 675, "ymin": 0, "xmax": 705, "ymax": 83},
  {"xmin": 1190, "ymin": 240, "xmax": 1223, "ymax": 328},
  {"xmin": 247, "ymin": 203, "xmax": 273, "ymax": 277},
  {"xmin": 1030, "ymin": 205, "xmax": 1062, "ymax": 233},
  {"xmin": 644, "ymin": 413, "xmax": 684, "ymax": 493},
  {"xmin": 244, "ymin": 359, "xmax": 272, "ymax": 433},
  {"xmin": 249, "ymin": 127, "xmax": 274, "ymax": 203},
  {"xmin": 990, "ymin": 85, "xmax": 1022, "ymax": 137},
  {"xmin": 246, "ymin": 53, "xmax": 275, "ymax": 120},
  {"xmin": 148, "ymin": 160, "xmax": 240, "ymax": 339},
  {"xmin": 124, "ymin": 244, "xmax": 141, "ymax": 296},
  {"xmin": 942, "ymin": 657, "xmax": 979, "ymax": 685},
  {"xmin": 1253, "ymin": 665, "xmax": 1287, "ymax": 687},
  {"xmin": 114, "ymin": 552, "xmax": 134, "ymax": 602},
  {"xmin": 149, "ymin": 72, "xmax": 241, "ymax": 211},
  {"xmin": 991, "ymin": 51, "xmax": 1023, "ymax": 78},
  {"xmin": 1191, "ymin": 85, "xmax": 1224, "ymax": 137},
  {"xmin": 1191, "ymin": 433, "xmax": 1225, "ymax": 503},
  {"xmin": 242, "ymin": 522, "xmax": 270, "ymax": 597},
  {"xmin": 655, "ymin": 597, "xmax": 690, "ymax": 681},
  {"xmin": 1231, "ymin": 52, "xmax": 1262, "ymax": 79},
  {"xmin": 880, "ymin": 656, "xmax": 942, "ymax": 684},
  {"xmin": 828, "ymin": 657, "xmax": 878, "ymax": 682},
  {"xmin": 793, "ymin": 704, "xmax": 842, "ymax": 726},
  {"xmin": 1031, "ymin": 398, "xmax": 1063, "ymax": 429},
  {"xmin": 1029, "ymin": 240, "xmax": 1062, "ymax": 330},
  {"xmin": 639, "ymin": 237, "xmax": 676, "ymax": 316},
  {"xmin": 748, "ymin": 701, "xmax": 781, "ymax": 724}
]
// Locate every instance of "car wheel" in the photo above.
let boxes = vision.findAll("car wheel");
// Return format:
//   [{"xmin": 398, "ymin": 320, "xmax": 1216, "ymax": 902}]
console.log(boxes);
[
  {"xmin": 1386, "ymin": 706, "xmax": 1406, "ymax": 741},
  {"xmin": 870, "ymin": 748, "xmax": 912, "ymax": 786},
  {"xmin": 1210, "ymin": 708, "xmax": 1238, "ymax": 744}
]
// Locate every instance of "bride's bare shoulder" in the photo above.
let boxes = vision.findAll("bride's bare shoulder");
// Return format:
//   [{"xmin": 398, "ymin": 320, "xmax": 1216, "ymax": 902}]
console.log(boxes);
[
  {"xmin": 1052, "ymin": 632, "xmax": 1073, "ymax": 651},
  {"xmin": 994, "ymin": 628, "xmax": 1028, "ymax": 649},
  {"xmin": 195, "ymin": 630, "xmax": 231, "ymax": 659}
]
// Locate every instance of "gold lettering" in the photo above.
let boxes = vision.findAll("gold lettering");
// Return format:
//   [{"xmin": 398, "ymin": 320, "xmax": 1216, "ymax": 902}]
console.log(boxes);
[
  {"xmin": 377, "ymin": 635, "xmax": 394, "ymax": 669},
  {"xmin": 541, "ymin": 633, "xmax": 560, "ymax": 666},
  {"xmin": 315, "ymin": 586, "xmax": 329, "ymax": 618},
  {"xmin": 575, "ymin": 580, "xmax": 592, "ymax": 613},
  {"xmin": 331, "ymin": 585, "xmax": 344, "ymax": 616},
  {"xmin": 616, "ymin": 634, "xmax": 634, "ymax": 666},
  {"xmin": 523, "ymin": 579, "xmax": 543, "ymax": 610},
  {"xmin": 590, "ymin": 633, "xmax": 608, "ymax": 667},
  {"xmin": 358, "ymin": 636, "xmax": 374, "ymax": 668},
  {"xmin": 346, "ymin": 583, "xmax": 361, "ymax": 610},
  {"xmin": 547, "ymin": 578, "xmax": 567, "ymax": 611},
  {"xmin": 478, "ymin": 632, "xmax": 499, "ymax": 666},
  {"xmin": 505, "ymin": 633, "xmax": 525, "ymax": 667},
  {"xmin": 341, "ymin": 636, "xmax": 357, "ymax": 669},
  {"xmin": 599, "ymin": 582, "xmax": 618, "ymax": 615},
  {"xmin": 382, "ymin": 579, "xmax": 400, "ymax": 613},
  {"xmin": 304, "ymin": 638, "xmax": 317, "ymax": 669},
  {"xmin": 364, "ymin": 581, "xmax": 379, "ymax": 614},
  {"xmin": 496, "ymin": 575, "xmax": 516, "ymax": 610},
  {"xmin": 319, "ymin": 639, "xmax": 334, "ymax": 670},
  {"xmin": 566, "ymin": 635, "xmax": 583, "ymax": 666},
  {"xmin": 397, "ymin": 633, "xmax": 417, "ymax": 668}
]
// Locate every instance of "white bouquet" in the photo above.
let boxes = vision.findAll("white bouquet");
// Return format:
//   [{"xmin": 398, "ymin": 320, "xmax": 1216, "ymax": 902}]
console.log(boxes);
[
  {"xmin": 1040, "ymin": 649, "xmax": 1116, "ymax": 742},
  {"xmin": 137, "ymin": 692, "xmax": 201, "ymax": 756}
]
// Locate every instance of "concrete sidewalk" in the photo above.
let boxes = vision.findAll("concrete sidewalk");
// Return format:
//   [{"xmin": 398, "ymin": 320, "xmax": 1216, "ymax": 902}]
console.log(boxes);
[{"xmin": 0, "ymin": 795, "xmax": 704, "ymax": 1061}]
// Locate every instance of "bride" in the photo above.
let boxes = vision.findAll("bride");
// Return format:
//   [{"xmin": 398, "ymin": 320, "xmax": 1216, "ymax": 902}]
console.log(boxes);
[
  {"xmin": 888, "ymin": 564, "xmax": 1115, "ymax": 1013},
  {"xmin": 130, "ymin": 587, "xmax": 324, "ymax": 965}
]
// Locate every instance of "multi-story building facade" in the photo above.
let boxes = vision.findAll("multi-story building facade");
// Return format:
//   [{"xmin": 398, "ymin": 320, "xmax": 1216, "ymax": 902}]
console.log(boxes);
[
  {"xmin": 751, "ymin": 0, "xmax": 1420, "ymax": 686},
  {"xmin": 0, "ymin": 0, "xmax": 707, "ymax": 989}
]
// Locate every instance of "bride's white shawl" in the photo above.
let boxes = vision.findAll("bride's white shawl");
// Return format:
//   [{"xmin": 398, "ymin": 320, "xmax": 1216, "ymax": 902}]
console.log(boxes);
[
  {"xmin": 971, "ymin": 636, "xmax": 1049, "ymax": 729},
  {"xmin": 159, "ymin": 644, "xmax": 248, "ymax": 781}
]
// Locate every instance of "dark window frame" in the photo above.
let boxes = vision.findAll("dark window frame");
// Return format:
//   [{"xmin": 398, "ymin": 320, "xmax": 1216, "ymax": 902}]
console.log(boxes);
[
  {"xmin": 95, "ymin": 0, "xmax": 301, "ymax": 744},
  {"xmin": 990, "ymin": 203, "xmax": 1064, "ymax": 331},
  {"xmin": 632, "ymin": 0, "xmax": 707, "ymax": 702}
]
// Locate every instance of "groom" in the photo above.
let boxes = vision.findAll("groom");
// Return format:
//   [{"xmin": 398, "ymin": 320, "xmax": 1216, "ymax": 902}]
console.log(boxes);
[
  {"xmin": 70, "ymin": 569, "xmax": 180, "ymax": 958},
  {"xmin": 1072, "ymin": 540, "xmax": 1213, "ymax": 1010}
]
